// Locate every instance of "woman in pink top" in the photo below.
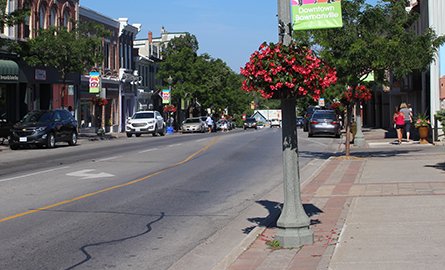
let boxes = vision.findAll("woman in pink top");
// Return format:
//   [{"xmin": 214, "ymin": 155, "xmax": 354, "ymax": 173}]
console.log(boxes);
[{"xmin": 393, "ymin": 107, "xmax": 405, "ymax": 145}]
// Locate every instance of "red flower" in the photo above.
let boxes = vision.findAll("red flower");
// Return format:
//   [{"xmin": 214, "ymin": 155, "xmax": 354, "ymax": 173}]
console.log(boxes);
[
  {"xmin": 163, "ymin": 105, "xmax": 177, "ymax": 113},
  {"xmin": 241, "ymin": 42, "xmax": 337, "ymax": 100}
]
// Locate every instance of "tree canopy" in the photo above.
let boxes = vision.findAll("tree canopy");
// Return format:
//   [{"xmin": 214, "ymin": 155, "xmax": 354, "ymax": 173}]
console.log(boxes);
[
  {"xmin": 22, "ymin": 22, "xmax": 110, "ymax": 80},
  {"xmin": 158, "ymin": 34, "xmax": 252, "ymax": 117}
]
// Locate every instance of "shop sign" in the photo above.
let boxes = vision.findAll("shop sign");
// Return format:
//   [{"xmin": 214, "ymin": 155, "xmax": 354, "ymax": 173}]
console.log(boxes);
[
  {"xmin": 89, "ymin": 71, "xmax": 101, "ymax": 94},
  {"xmin": 35, "ymin": 69, "xmax": 47, "ymax": 80},
  {"xmin": 0, "ymin": 74, "xmax": 18, "ymax": 81},
  {"xmin": 292, "ymin": 0, "xmax": 343, "ymax": 31}
]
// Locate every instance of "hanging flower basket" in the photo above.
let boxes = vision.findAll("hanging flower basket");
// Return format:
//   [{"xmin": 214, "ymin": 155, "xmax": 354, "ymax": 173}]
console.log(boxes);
[
  {"xmin": 342, "ymin": 85, "xmax": 372, "ymax": 104},
  {"xmin": 163, "ymin": 104, "xmax": 177, "ymax": 113},
  {"xmin": 240, "ymin": 42, "xmax": 337, "ymax": 100},
  {"xmin": 91, "ymin": 97, "xmax": 108, "ymax": 106}
]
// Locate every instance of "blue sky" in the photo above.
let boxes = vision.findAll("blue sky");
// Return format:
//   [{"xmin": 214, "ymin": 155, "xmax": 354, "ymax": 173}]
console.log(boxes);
[{"xmin": 80, "ymin": 0, "xmax": 379, "ymax": 73}]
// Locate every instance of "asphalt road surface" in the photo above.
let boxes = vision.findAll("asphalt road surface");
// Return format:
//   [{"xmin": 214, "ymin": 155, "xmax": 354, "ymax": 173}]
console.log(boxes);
[{"xmin": 0, "ymin": 128, "xmax": 340, "ymax": 270}]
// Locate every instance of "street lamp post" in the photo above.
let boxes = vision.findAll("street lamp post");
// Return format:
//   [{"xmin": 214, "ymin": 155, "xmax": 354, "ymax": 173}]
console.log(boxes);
[
  {"xmin": 166, "ymin": 76, "xmax": 175, "ymax": 134},
  {"xmin": 275, "ymin": 0, "xmax": 314, "ymax": 248}
]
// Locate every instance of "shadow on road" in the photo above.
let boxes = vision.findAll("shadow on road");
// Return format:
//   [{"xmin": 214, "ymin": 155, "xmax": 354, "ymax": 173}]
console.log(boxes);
[{"xmin": 425, "ymin": 162, "xmax": 445, "ymax": 172}]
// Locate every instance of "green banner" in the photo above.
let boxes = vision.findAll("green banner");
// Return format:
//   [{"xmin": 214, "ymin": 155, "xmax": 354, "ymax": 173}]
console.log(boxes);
[{"xmin": 292, "ymin": 0, "xmax": 343, "ymax": 31}]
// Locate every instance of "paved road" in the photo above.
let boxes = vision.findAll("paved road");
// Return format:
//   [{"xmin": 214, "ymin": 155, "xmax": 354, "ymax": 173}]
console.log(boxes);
[{"xmin": 0, "ymin": 128, "xmax": 340, "ymax": 270}]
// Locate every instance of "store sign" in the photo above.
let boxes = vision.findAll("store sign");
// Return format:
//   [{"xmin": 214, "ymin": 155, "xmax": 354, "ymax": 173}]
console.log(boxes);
[
  {"xmin": 35, "ymin": 69, "xmax": 47, "ymax": 80},
  {"xmin": 161, "ymin": 89, "xmax": 171, "ymax": 104},
  {"xmin": 292, "ymin": 0, "xmax": 343, "ymax": 31},
  {"xmin": 0, "ymin": 74, "xmax": 18, "ymax": 81},
  {"xmin": 89, "ymin": 71, "xmax": 101, "ymax": 94}
]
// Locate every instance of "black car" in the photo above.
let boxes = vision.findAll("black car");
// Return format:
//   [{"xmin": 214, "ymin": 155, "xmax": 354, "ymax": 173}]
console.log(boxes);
[
  {"xmin": 9, "ymin": 109, "xmax": 78, "ymax": 150},
  {"xmin": 296, "ymin": 116, "xmax": 304, "ymax": 128},
  {"xmin": 243, "ymin": 117, "xmax": 257, "ymax": 130},
  {"xmin": 0, "ymin": 112, "xmax": 13, "ymax": 142}
]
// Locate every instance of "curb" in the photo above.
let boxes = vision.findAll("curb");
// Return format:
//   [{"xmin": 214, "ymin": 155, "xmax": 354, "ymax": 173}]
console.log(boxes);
[{"xmin": 210, "ymin": 158, "xmax": 331, "ymax": 270}]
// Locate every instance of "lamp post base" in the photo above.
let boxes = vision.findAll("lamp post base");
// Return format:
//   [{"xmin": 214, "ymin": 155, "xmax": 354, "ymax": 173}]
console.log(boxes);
[{"xmin": 275, "ymin": 226, "xmax": 314, "ymax": 248}]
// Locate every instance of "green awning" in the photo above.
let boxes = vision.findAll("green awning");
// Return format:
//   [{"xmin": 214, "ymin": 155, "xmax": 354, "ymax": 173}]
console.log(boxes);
[{"xmin": 0, "ymin": 59, "xmax": 19, "ymax": 82}]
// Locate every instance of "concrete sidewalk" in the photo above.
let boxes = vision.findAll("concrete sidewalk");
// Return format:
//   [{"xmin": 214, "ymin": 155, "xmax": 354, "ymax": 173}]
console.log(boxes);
[{"xmin": 224, "ymin": 129, "xmax": 445, "ymax": 270}]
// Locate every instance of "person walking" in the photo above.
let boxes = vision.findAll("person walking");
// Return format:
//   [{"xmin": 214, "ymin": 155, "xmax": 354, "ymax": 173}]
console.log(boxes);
[
  {"xmin": 206, "ymin": 114, "xmax": 214, "ymax": 133},
  {"xmin": 393, "ymin": 106, "xmax": 405, "ymax": 144},
  {"xmin": 399, "ymin": 103, "xmax": 413, "ymax": 141}
]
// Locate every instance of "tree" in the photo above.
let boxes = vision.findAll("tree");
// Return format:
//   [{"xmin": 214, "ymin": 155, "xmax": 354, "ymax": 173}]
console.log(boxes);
[
  {"xmin": 23, "ymin": 22, "xmax": 108, "ymax": 82},
  {"xmin": 158, "ymin": 34, "xmax": 251, "ymax": 119},
  {"xmin": 0, "ymin": 0, "xmax": 29, "ymax": 52},
  {"xmin": 301, "ymin": 0, "xmax": 445, "ymax": 156}
]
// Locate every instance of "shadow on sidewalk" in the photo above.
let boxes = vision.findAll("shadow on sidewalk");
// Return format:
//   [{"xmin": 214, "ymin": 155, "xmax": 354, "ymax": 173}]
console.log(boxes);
[
  {"xmin": 425, "ymin": 162, "xmax": 445, "ymax": 172},
  {"xmin": 242, "ymin": 200, "xmax": 323, "ymax": 234}
]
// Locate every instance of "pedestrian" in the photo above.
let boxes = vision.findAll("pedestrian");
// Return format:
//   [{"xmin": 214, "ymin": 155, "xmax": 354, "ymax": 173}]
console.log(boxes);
[
  {"xmin": 206, "ymin": 114, "xmax": 213, "ymax": 133},
  {"xmin": 67, "ymin": 106, "xmax": 74, "ymax": 117},
  {"xmin": 393, "ymin": 106, "xmax": 405, "ymax": 145},
  {"xmin": 399, "ymin": 102, "xmax": 413, "ymax": 141}
]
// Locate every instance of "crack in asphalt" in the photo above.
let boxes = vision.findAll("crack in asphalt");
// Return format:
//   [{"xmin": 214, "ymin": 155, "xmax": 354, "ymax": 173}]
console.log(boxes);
[{"xmin": 64, "ymin": 212, "xmax": 165, "ymax": 270}]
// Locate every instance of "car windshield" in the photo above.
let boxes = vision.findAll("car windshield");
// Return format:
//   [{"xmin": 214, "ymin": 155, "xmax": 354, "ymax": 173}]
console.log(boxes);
[
  {"xmin": 21, "ymin": 111, "xmax": 53, "ymax": 123},
  {"xmin": 245, "ymin": 118, "xmax": 256, "ymax": 123},
  {"xmin": 312, "ymin": 113, "xmax": 336, "ymax": 120},
  {"xmin": 133, "ymin": 112, "xmax": 154, "ymax": 119},
  {"xmin": 184, "ymin": 118, "xmax": 200, "ymax": 123}
]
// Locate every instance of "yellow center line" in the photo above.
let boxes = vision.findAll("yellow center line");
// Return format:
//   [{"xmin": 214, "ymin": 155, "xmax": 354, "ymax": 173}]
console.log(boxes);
[{"xmin": 0, "ymin": 137, "xmax": 219, "ymax": 223}]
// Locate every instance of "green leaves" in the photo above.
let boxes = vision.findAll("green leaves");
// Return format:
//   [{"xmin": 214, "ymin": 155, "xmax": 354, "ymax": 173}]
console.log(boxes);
[
  {"xmin": 23, "ymin": 23, "xmax": 110, "ymax": 80},
  {"xmin": 158, "ymin": 34, "xmax": 249, "ymax": 116}
]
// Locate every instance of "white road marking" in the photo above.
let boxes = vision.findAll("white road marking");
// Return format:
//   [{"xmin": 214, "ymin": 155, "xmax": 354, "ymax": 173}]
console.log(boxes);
[
  {"xmin": 0, "ymin": 166, "xmax": 70, "ymax": 183},
  {"xmin": 66, "ymin": 169, "xmax": 114, "ymax": 180},
  {"xmin": 96, "ymin": 156, "xmax": 121, "ymax": 162},
  {"xmin": 168, "ymin": 143, "xmax": 182, "ymax": 148},
  {"xmin": 138, "ymin": 148, "xmax": 159, "ymax": 153}
]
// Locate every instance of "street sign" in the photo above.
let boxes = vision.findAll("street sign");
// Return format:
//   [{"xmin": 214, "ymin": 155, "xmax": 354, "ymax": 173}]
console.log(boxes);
[
  {"xmin": 292, "ymin": 0, "xmax": 343, "ymax": 31},
  {"xmin": 162, "ymin": 89, "xmax": 171, "ymax": 104},
  {"xmin": 319, "ymin": 97, "xmax": 325, "ymax": 107},
  {"xmin": 89, "ymin": 71, "xmax": 101, "ymax": 94}
]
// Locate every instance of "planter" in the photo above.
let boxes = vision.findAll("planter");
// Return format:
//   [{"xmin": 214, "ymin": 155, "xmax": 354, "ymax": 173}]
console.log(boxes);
[{"xmin": 417, "ymin": 126, "xmax": 429, "ymax": 144}]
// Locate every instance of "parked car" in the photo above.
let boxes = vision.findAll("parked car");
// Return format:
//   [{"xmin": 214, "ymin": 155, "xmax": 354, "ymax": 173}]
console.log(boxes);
[
  {"xmin": 303, "ymin": 106, "xmax": 321, "ymax": 132},
  {"xmin": 216, "ymin": 119, "xmax": 233, "ymax": 131},
  {"xmin": 270, "ymin": 118, "xmax": 281, "ymax": 128},
  {"xmin": 126, "ymin": 110, "xmax": 165, "ymax": 137},
  {"xmin": 0, "ymin": 112, "xmax": 12, "ymax": 142},
  {"xmin": 9, "ymin": 109, "xmax": 78, "ymax": 150},
  {"xmin": 243, "ymin": 117, "xmax": 257, "ymax": 130},
  {"xmin": 200, "ymin": 116, "xmax": 217, "ymax": 132},
  {"xmin": 181, "ymin": 117, "xmax": 207, "ymax": 133},
  {"xmin": 307, "ymin": 110, "xmax": 341, "ymax": 138},
  {"xmin": 296, "ymin": 116, "xmax": 304, "ymax": 128}
]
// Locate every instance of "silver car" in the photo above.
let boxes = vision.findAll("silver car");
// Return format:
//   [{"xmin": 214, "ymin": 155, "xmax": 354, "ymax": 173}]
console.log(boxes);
[
  {"xmin": 126, "ymin": 111, "xmax": 166, "ymax": 137},
  {"xmin": 308, "ymin": 110, "xmax": 341, "ymax": 138},
  {"xmin": 181, "ymin": 117, "xmax": 207, "ymax": 133}
]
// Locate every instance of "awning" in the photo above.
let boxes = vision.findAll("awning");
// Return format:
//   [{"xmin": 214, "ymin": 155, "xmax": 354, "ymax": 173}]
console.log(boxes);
[{"xmin": 0, "ymin": 59, "xmax": 19, "ymax": 82}]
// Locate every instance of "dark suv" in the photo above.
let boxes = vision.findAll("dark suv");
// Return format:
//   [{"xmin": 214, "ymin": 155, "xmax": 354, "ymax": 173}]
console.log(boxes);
[
  {"xmin": 243, "ymin": 117, "xmax": 257, "ymax": 130},
  {"xmin": 9, "ymin": 109, "xmax": 78, "ymax": 150}
]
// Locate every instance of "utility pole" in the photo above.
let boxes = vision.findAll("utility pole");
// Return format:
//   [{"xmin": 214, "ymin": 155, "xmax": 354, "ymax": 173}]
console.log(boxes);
[{"xmin": 275, "ymin": 0, "xmax": 314, "ymax": 248}]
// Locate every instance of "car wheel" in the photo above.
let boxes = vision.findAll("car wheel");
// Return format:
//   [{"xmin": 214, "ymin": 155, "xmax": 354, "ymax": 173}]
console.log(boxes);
[
  {"xmin": 135, "ymin": 134, "xmax": 142, "ymax": 137},
  {"xmin": 152, "ymin": 125, "xmax": 158, "ymax": 136},
  {"xmin": 126, "ymin": 133, "xmax": 132, "ymax": 138},
  {"xmin": 68, "ymin": 131, "xmax": 77, "ymax": 146},
  {"xmin": 10, "ymin": 144, "xmax": 19, "ymax": 150},
  {"xmin": 335, "ymin": 133, "xmax": 341, "ymax": 138},
  {"xmin": 308, "ymin": 132, "xmax": 313, "ymax": 137},
  {"xmin": 46, "ymin": 133, "xmax": 56, "ymax": 148},
  {"xmin": 159, "ymin": 125, "xmax": 166, "ymax": 136}
]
